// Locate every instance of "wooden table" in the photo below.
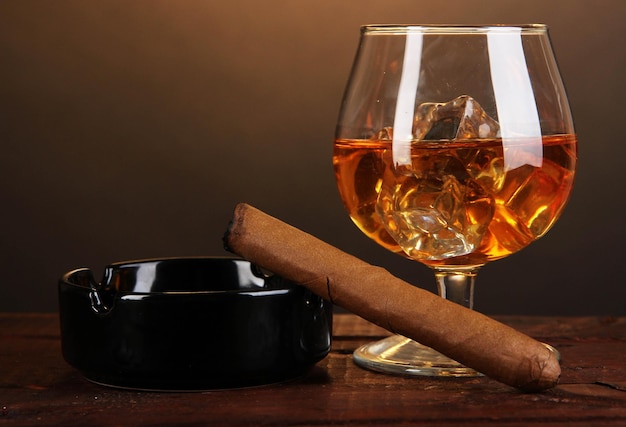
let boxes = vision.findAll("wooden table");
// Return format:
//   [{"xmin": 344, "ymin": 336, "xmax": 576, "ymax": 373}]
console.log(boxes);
[{"xmin": 1, "ymin": 313, "xmax": 625, "ymax": 426}]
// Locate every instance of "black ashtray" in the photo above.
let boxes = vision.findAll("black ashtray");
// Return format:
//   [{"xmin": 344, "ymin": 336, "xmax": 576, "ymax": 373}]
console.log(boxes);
[{"xmin": 58, "ymin": 257, "xmax": 333, "ymax": 391}]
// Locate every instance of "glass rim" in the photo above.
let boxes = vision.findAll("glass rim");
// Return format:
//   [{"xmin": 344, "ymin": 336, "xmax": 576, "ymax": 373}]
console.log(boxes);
[{"xmin": 361, "ymin": 24, "xmax": 548, "ymax": 34}]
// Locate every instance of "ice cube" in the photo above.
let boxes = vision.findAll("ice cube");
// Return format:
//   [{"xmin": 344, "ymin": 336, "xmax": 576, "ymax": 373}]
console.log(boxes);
[
  {"xmin": 376, "ymin": 152, "xmax": 494, "ymax": 260},
  {"xmin": 373, "ymin": 96, "xmax": 502, "ymax": 260},
  {"xmin": 413, "ymin": 95, "xmax": 500, "ymax": 140}
]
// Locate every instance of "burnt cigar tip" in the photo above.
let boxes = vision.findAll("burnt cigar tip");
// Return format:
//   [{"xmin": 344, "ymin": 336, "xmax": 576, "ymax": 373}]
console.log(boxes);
[
  {"xmin": 223, "ymin": 203, "xmax": 251, "ymax": 253},
  {"xmin": 222, "ymin": 203, "xmax": 244, "ymax": 252}
]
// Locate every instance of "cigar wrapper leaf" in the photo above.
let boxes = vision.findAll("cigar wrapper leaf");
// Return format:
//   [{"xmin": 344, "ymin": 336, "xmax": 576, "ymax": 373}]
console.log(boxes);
[{"xmin": 223, "ymin": 203, "xmax": 560, "ymax": 392}]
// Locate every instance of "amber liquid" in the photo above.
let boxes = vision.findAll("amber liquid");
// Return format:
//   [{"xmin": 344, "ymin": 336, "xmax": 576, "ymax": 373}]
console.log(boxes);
[{"xmin": 333, "ymin": 135, "xmax": 577, "ymax": 267}]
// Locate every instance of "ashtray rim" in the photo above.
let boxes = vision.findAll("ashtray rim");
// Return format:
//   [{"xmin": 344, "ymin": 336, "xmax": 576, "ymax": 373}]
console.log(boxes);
[{"xmin": 59, "ymin": 255, "xmax": 292, "ymax": 296}]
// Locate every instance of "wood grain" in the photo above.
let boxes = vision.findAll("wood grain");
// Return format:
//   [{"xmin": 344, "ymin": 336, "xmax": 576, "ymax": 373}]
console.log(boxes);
[{"xmin": 1, "ymin": 313, "xmax": 625, "ymax": 426}]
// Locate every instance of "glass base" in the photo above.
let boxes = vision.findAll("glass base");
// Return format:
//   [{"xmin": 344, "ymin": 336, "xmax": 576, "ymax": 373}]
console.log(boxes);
[
  {"xmin": 353, "ymin": 334, "xmax": 482, "ymax": 377},
  {"xmin": 354, "ymin": 334, "xmax": 561, "ymax": 378}
]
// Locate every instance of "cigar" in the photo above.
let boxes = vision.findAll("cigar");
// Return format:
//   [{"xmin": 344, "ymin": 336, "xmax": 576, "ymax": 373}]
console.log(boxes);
[{"xmin": 223, "ymin": 203, "xmax": 560, "ymax": 392}]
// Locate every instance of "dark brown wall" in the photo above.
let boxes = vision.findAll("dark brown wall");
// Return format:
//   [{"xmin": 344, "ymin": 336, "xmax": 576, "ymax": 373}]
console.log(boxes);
[{"xmin": 1, "ymin": 0, "xmax": 624, "ymax": 314}]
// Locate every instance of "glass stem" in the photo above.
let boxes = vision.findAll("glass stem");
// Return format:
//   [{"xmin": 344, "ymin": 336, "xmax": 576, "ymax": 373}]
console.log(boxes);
[{"xmin": 434, "ymin": 268, "xmax": 478, "ymax": 310}]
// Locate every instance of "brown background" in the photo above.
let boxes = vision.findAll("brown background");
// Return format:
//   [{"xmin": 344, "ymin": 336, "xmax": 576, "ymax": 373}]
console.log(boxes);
[{"xmin": 1, "ymin": 0, "xmax": 624, "ymax": 315}]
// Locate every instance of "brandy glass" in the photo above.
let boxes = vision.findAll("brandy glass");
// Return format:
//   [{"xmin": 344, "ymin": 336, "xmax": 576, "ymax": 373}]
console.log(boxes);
[{"xmin": 333, "ymin": 24, "xmax": 576, "ymax": 376}]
